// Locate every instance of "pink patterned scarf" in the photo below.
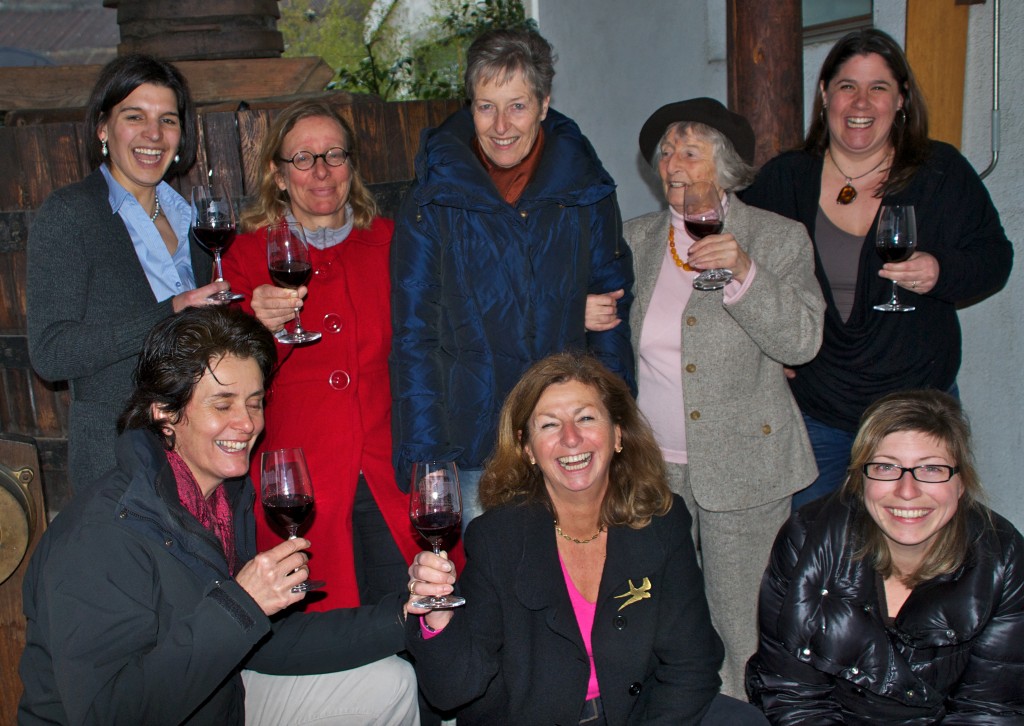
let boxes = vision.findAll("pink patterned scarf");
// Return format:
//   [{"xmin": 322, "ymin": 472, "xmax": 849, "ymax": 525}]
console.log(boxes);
[{"xmin": 166, "ymin": 450, "xmax": 238, "ymax": 575}]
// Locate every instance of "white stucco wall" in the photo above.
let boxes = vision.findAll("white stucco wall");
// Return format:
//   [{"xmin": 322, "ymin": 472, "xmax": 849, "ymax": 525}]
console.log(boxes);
[
  {"xmin": 535, "ymin": 0, "xmax": 727, "ymax": 220},
  {"xmin": 959, "ymin": 1, "xmax": 1024, "ymax": 529},
  {"xmin": 536, "ymin": 1, "xmax": 1023, "ymax": 529}
]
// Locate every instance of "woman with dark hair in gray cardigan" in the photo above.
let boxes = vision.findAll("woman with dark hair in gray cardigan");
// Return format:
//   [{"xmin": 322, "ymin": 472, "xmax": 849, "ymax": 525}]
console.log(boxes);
[{"xmin": 27, "ymin": 54, "xmax": 227, "ymax": 491}]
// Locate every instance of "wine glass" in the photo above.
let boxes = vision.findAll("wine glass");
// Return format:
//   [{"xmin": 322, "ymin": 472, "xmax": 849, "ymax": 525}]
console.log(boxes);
[
  {"xmin": 191, "ymin": 185, "xmax": 244, "ymax": 302},
  {"xmin": 261, "ymin": 447, "xmax": 325, "ymax": 592},
  {"xmin": 873, "ymin": 204, "xmax": 917, "ymax": 313},
  {"xmin": 683, "ymin": 181, "xmax": 731, "ymax": 291},
  {"xmin": 409, "ymin": 461, "xmax": 466, "ymax": 609},
  {"xmin": 267, "ymin": 220, "xmax": 321, "ymax": 344}
]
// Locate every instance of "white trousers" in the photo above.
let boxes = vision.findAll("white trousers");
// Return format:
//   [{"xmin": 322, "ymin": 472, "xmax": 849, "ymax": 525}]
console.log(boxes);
[{"xmin": 242, "ymin": 655, "xmax": 419, "ymax": 725}]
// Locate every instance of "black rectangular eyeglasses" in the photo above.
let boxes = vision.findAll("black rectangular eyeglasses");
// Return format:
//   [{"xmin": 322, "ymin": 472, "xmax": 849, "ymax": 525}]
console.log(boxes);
[{"xmin": 862, "ymin": 463, "xmax": 959, "ymax": 483}]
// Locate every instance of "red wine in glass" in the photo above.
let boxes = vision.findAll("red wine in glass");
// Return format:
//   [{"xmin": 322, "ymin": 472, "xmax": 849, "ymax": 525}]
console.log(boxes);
[
  {"xmin": 412, "ymin": 511, "xmax": 461, "ymax": 544},
  {"xmin": 191, "ymin": 184, "xmax": 244, "ymax": 302},
  {"xmin": 261, "ymin": 447, "xmax": 325, "ymax": 593},
  {"xmin": 193, "ymin": 226, "xmax": 237, "ymax": 255},
  {"xmin": 684, "ymin": 219, "xmax": 724, "ymax": 240},
  {"xmin": 269, "ymin": 262, "xmax": 313, "ymax": 290},
  {"xmin": 267, "ymin": 221, "xmax": 321, "ymax": 344},
  {"xmin": 877, "ymin": 247, "xmax": 913, "ymax": 264},
  {"xmin": 682, "ymin": 181, "xmax": 732, "ymax": 291},
  {"xmin": 263, "ymin": 492, "xmax": 314, "ymax": 533},
  {"xmin": 409, "ymin": 461, "xmax": 466, "ymax": 609},
  {"xmin": 873, "ymin": 204, "xmax": 917, "ymax": 312}
]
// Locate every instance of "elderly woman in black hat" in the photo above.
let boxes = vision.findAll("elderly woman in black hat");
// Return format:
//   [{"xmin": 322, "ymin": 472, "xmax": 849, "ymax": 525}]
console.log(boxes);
[{"xmin": 591, "ymin": 98, "xmax": 825, "ymax": 697}]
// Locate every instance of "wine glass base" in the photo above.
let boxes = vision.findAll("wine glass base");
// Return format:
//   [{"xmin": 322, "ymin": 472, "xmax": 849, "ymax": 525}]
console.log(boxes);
[
  {"xmin": 291, "ymin": 579, "xmax": 326, "ymax": 593},
  {"xmin": 873, "ymin": 303, "xmax": 916, "ymax": 312},
  {"xmin": 412, "ymin": 594, "xmax": 466, "ymax": 610},
  {"xmin": 208, "ymin": 290, "xmax": 245, "ymax": 302},
  {"xmin": 277, "ymin": 330, "xmax": 322, "ymax": 344},
  {"xmin": 693, "ymin": 268, "xmax": 733, "ymax": 291}
]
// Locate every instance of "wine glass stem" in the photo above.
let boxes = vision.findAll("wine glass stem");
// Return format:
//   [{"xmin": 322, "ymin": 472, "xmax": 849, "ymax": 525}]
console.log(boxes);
[
  {"xmin": 213, "ymin": 251, "xmax": 226, "ymax": 283},
  {"xmin": 889, "ymin": 280, "xmax": 900, "ymax": 306},
  {"xmin": 287, "ymin": 527, "xmax": 298, "ymax": 540},
  {"xmin": 293, "ymin": 305, "xmax": 305, "ymax": 334},
  {"xmin": 431, "ymin": 539, "xmax": 443, "ymax": 556}
]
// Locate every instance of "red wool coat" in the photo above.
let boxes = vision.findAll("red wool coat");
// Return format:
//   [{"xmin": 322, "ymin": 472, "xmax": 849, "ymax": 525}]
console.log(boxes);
[{"xmin": 223, "ymin": 217, "xmax": 423, "ymax": 610}]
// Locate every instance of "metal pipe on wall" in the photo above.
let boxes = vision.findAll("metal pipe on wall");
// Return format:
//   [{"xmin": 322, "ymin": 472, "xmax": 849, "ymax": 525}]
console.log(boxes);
[{"xmin": 979, "ymin": 0, "xmax": 1000, "ymax": 179}]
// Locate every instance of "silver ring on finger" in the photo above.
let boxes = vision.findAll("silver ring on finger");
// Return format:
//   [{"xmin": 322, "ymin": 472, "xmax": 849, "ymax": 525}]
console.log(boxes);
[{"xmin": 911, "ymin": 280, "xmax": 919, "ymax": 290}]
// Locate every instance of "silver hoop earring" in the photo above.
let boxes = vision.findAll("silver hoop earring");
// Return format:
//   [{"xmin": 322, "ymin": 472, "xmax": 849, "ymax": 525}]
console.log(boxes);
[
  {"xmin": 895, "ymin": 108, "xmax": 907, "ymax": 127},
  {"xmin": 173, "ymin": 153, "xmax": 180, "ymax": 164},
  {"xmin": 101, "ymin": 139, "xmax": 108, "ymax": 157}
]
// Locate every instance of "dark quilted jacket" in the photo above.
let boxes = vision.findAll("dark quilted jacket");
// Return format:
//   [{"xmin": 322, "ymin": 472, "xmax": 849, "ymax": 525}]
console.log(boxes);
[{"xmin": 747, "ymin": 495, "xmax": 1024, "ymax": 724}]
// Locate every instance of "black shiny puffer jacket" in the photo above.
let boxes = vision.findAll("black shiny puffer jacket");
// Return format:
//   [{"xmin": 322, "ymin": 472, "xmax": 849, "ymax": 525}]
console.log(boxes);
[{"xmin": 746, "ymin": 495, "xmax": 1024, "ymax": 724}]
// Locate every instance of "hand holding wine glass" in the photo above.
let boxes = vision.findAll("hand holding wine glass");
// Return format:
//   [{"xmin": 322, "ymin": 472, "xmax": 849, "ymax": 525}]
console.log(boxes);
[
  {"xmin": 267, "ymin": 220, "xmax": 321, "ymax": 344},
  {"xmin": 191, "ymin": 184, "xmax": 244, "ymax": 302},
  {"xmin": 408, "ymin": 461, "xmax": 465, "ymax": 609},
  {"xmin": 874, "ymin": 204, "xmax": 917, "ymax": 313},
  {"xmin": 261, "ymin": 447, "xmax": 325, "ymax": 592},
  {"xmin": 683, "ymin": 181, "xmax": 732, "ymax": 291}
]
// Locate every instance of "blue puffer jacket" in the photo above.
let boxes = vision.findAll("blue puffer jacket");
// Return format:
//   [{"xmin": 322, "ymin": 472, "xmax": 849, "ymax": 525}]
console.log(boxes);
[{"xmin": 390, "ymin": 106, "xmax": 635, "ymax": 476}]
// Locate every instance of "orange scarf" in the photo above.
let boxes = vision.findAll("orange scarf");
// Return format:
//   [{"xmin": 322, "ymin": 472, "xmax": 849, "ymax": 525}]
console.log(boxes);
[{"xmin": 472, "ymin": 128, "xmax": 546, "ymax": 204}]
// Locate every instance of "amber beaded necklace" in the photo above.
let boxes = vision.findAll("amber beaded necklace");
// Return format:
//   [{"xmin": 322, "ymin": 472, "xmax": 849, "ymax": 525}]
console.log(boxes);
[{"xmin": 668, "ymin": 225, "xmax": 694, "ymax": 272}]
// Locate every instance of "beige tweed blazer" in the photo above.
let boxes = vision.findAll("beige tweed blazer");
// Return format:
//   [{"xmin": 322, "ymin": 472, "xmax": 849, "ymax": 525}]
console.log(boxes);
[{"xmin": 626, "ymin": 194, "xmax": 825, "ymax": 511}]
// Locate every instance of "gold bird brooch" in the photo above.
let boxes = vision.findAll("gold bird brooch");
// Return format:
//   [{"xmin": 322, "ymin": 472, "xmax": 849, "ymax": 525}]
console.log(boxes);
[{"xmin": 613, "ymin": 577, "xmax": 652, "ymax": 611}]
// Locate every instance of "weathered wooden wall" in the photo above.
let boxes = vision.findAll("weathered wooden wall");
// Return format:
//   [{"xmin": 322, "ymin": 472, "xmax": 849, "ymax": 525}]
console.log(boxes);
[{"xmin": 0, "ymin": 93, "xmax": 460, "ymax": 723}]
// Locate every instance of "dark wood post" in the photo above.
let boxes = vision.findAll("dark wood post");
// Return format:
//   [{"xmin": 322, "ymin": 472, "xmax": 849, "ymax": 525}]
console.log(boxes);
[
  {"xmin": 103, "ymin": 0, "xmax": 284, "ymax": 61},
  {"xmin": 726, "ymin": 0, "xmax": 804, "ymax": 165}
]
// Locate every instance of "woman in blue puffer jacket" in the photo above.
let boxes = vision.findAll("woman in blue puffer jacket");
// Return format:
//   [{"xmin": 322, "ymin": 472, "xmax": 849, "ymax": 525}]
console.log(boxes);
[{"xmin": 390, "ymin": 28, "xmax": 635, "ymax": 525}]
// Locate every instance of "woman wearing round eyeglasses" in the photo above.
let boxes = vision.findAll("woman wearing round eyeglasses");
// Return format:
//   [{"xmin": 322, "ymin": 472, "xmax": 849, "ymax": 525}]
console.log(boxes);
[
  {"xmin": 746, "ymin": 390, "xmax": 1024, "ymax": 723},
  {"xmin": 222, "ymin": 100, "xmax": 422, "ymax": 611}
]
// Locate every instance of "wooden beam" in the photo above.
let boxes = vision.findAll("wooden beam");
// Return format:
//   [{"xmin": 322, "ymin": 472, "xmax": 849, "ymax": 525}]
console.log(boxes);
[
  {"xmin": 906, "ymin": 0, "xmax": 971, "ymax": 148},
  {"xmin": 727, "ymin": 0, "xmax": 804, "ymax": 165},
  {"xmin": 0, "ymin": 57, "xmax": 334, "ymax": 113}
]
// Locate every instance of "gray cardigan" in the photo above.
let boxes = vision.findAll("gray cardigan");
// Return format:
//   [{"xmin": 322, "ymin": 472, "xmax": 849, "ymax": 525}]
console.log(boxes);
[
  {"xmin": 626, "ymin": 195, "xmax": 824, "ymax": 510},
  {"xmin": 27, "ymin": 170, "xmax": 212, "ymax": 490}
]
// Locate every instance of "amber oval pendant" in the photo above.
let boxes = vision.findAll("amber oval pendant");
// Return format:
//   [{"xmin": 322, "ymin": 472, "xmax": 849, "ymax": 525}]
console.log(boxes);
[{"xmin": 836, "ymin": 184, "xmax": 857, "ymax": 205}]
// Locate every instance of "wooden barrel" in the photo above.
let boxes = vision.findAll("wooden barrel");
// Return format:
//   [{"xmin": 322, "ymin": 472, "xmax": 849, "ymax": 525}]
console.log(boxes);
[{"xmin": 104, "ymin": 0, "xmax": 285, "ymax": 61}]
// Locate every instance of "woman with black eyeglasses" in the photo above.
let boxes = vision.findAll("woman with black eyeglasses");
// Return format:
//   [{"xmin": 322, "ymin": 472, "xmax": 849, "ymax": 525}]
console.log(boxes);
[
  {"xmin": 746, "ymin": 389, "xmax": 1024, "ymax": 723},
  {"xmin": 222, "ymin": 99, "xmax": 422, "ymax": 612}
]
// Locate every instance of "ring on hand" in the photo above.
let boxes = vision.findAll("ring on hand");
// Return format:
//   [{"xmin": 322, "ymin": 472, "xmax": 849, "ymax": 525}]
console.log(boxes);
[
  {"xmin": 911, "ymin": 280, "xmax": 919, "ymax": 290},
  {"xmin": 408, "ymin": 579, "xmax": 417, "ymax": 595}
]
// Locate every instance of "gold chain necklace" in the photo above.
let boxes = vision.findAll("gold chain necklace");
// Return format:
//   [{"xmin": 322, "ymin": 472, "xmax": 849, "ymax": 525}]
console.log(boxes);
[
  {"xmin": 828, "ymin": 150, "xmax": 889, "ymax": 205},
  {"xmin": 668, "ymin": 225, "xmax": 694, "ymax": 271},
  {"xmin": 554, "ymin": 520, "xmax": 604, "ymax": 544}
]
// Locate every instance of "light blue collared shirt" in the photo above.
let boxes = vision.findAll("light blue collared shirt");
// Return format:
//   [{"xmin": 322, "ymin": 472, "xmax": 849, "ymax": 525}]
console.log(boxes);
[{"xmin": 100, "ymin": 164, "xmax": 196, "ymax": 301}]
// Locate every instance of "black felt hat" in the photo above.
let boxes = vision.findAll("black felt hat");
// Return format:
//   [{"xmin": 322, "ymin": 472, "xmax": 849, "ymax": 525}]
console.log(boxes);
[{"xmin": 638, "ymin": 97, "xmax": 756, "ymax": 165}]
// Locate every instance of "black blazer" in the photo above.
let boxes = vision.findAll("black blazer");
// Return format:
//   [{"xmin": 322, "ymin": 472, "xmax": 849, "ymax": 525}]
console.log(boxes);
[{"xmin": 406, "ymin": 496, "xmax": 723, "ymax": 724}]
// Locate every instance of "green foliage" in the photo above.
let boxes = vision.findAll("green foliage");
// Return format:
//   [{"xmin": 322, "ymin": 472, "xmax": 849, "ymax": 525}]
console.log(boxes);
[
  {"xmin": 408, "ymin": 0, "xmax": 538, "ymax": 99},
  {"xmin": 278, "ymin": 0, "xmax": 370, "ymax": 73},
  {"xmin": 333, "ymin": 43, "xmax": 414, "ymax": 100},
  {"xmin": 278, "ymin": 0, "xmax": 535, "ymax": 101}
]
